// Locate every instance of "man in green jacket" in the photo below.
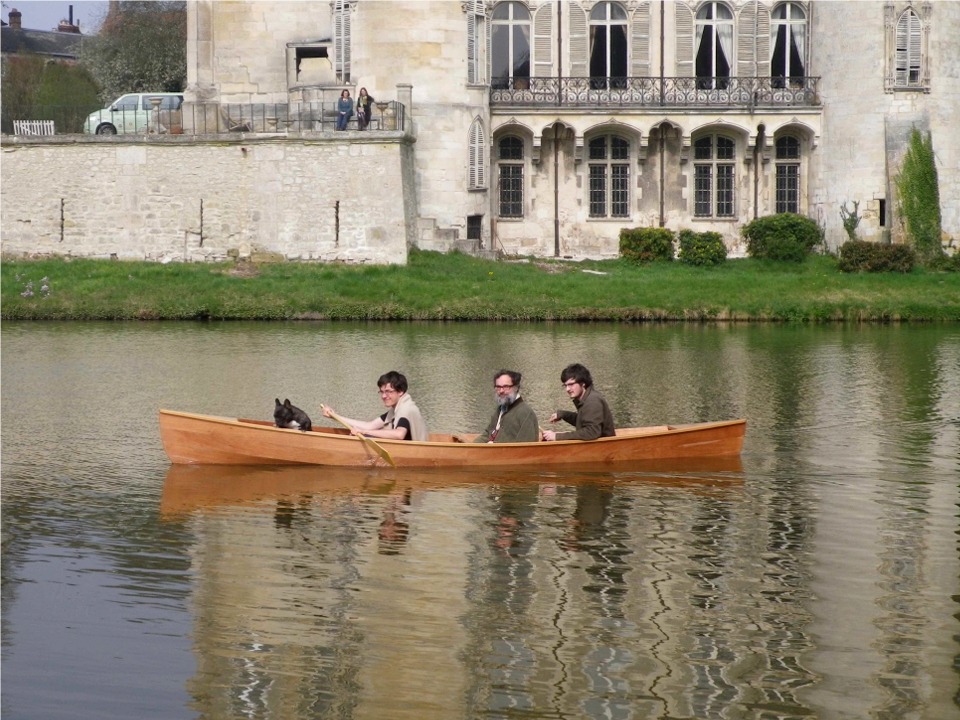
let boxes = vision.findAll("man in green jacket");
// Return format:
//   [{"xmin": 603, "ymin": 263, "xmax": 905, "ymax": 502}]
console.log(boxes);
[
  {"xmin": 542, "ymin": 363, "xmax": 616, "ymax": 441},
  {"xmin": 473, "ymin": 369, "xmax": 540, "ymax": 443}
]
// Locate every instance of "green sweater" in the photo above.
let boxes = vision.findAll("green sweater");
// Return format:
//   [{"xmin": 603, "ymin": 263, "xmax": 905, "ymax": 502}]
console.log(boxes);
[
  {"xmin": 554, "ymin": 387, "xmax": 616, "ymax": 440},
  {"xmin": 473, "ymin": 396, "xmax": 540, "ymax": 443}
]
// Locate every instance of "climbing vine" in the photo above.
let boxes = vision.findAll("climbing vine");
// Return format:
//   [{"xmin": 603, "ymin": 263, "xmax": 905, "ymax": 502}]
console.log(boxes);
[{"xmin": 896, "ymin": 129, "xmax": 942, "ymax": 262}]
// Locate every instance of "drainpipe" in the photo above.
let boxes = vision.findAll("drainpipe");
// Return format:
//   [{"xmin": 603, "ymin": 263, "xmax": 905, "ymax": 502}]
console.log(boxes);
[
  {"xmin": 554, "ymin": 124, "xmax": 561, "ymax": 256},
  {"xmin": 754, "ymin": 124, "xmax": 765, "ymax": 219},
  {"xmin": 554, "ymin": 2, "xmax": 563, "ymax": 257},
  {"xmin": 658, "ymin": 1, "xmax": 666, "ymax": 226}
]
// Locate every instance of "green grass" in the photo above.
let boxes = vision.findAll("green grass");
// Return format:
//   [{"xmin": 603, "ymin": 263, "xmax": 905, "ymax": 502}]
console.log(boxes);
[{"xmin": 2, "ymin": 250, "xmax": 958, "ymax": 322}]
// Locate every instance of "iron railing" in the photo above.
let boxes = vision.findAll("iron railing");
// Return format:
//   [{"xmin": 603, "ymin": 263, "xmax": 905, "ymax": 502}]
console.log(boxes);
[
  {"xmin": 2, "ymin": 101, "xmax": 407, "ymax": 136},
  {"xmin": 490, "ymin": 76, "xmax": 820, "ymax": 108}
]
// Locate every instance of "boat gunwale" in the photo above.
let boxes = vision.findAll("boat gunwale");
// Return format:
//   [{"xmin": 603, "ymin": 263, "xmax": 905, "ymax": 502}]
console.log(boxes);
[{"xmin": 159, "ymin": 409, "xmax": 746, "ymax": 448}]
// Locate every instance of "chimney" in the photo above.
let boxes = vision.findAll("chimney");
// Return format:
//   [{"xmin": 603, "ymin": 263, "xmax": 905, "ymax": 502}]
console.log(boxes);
[{"xmin": 9, "ymin": 8, "xmax": 22, "ymax": 29}]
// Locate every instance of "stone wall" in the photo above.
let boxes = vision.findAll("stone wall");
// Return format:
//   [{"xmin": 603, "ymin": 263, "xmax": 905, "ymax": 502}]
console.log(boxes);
[{"xmin": 0, "ymin": 133, "xmax": 415, "ymax": 264}]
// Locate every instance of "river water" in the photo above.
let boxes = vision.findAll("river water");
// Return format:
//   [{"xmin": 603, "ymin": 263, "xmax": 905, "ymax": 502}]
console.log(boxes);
[{"xmin": 1, "ymin": 321, "xmax": 958, "ymax": 720}]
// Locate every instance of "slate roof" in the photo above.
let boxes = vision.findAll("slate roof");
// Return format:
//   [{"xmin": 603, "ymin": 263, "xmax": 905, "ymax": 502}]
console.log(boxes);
[{"xmin": 1, "ymin": 27, "xmax": 84, "ymax": 61}]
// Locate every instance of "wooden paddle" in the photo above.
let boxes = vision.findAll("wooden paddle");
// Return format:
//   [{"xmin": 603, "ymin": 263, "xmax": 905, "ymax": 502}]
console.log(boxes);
[{"xmin": 320, "ymin": 404, "xmax": 396, "ymax": 467}]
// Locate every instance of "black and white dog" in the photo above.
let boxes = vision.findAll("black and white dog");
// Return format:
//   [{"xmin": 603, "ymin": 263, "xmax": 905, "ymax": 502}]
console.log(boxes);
[{"xmin": 274, "ymin": 398, "xmax": 312, "ymax": 431}]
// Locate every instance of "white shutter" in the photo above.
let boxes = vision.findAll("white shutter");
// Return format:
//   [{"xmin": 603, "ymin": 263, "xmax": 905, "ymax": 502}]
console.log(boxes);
[
  {"xmin": 737, "ymin": 3, "xmax": 755, "ymax": 77},
  {"xmin": 895, "ymin": 12, "xmax": 909, "ymax": 84},
  {"xmin": 756, "ymin": 5, "xmax": 770, "ymax": 78},
  {"xmin": 469, "ymin": 119, "xmax": 486, "ymax": 189},
  {"xmin": 908, "ymin": 11, "xmax": 921, "ymax": 83},
  {"xmin": 533, "ymin": 4, "xmax": 554, "ymax": 78},
  {"xmin": 568, "ymin": 2, "xmax": 588, "ymax": 78},
  {"xmin": 468, "ymin": 11, "xmax": 477, "ymax": 84},
  {"xmin": 675, "ymin": 2, "xmax": 694, "ymax": 77},
  {"xmin": 631, "ymin": 2, "xmax": 651, "ymax": 77}
]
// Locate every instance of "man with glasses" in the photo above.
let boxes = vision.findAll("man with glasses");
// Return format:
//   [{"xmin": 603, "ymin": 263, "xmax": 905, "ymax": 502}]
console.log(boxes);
[
  {"xmin": 541, "ymin": 363, "xmax": 616, "ymax": 441},
  {"xmin": 472, "ymin": 369, "xmax": 540, "ymax": 443},
  {"xmin": 322, "ymin": 370, "xmax": 428, "ymax": 441}
]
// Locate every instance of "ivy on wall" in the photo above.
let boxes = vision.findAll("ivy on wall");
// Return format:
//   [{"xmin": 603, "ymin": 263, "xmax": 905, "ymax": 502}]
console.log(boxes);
[{"xmin": 896, "ymin": 129, "xmax": 943, "ymax": 262}]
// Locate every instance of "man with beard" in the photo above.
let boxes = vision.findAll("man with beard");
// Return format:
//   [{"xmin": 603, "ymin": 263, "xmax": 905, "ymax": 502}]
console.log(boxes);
[{"xmin": 472, "ymin": 369, "xmax": 540, "ymax": 443}]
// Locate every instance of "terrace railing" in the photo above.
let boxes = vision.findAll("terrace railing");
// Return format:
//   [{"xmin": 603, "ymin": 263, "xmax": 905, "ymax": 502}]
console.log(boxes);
[{"xmin": 490, "ymin": 76, "xmax": 820, "ymax": 109}]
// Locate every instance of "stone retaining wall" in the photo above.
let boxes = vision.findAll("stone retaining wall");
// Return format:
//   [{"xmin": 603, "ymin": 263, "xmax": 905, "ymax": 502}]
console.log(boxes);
[{"xmin": 0, "ymin": 133, "xmax": 415, "ymax": 264}]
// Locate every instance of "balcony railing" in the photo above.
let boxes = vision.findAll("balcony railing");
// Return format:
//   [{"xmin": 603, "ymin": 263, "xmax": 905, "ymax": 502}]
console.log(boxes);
[{"xmin": 490, "ymin": 76, "xmax": 820, "ymax": 109}]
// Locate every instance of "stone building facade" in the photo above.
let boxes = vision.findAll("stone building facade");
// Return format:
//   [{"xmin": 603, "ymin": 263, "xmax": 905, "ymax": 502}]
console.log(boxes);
[{"xmin": 184, "ymin": 0, "xmax": 958, "ymax": 258}]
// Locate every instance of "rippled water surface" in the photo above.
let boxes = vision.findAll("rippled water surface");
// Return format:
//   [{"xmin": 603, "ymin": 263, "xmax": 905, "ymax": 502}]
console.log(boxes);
[{"xmin": 2, "ymin": 322, "xmax": 958, "ymax": 720}]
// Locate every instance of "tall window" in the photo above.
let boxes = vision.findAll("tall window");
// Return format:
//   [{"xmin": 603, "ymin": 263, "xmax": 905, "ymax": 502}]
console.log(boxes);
[
  {"xmin": 695, "ymin": 2, "xmax": 733, "ymax": 89},
  {"xmin": 469, "ymin": 119, "xmax": 487, "ymax": 190},
  {"xmin": 589, "ymin": 2, "xmax": 628, "ymax": 89},
  {"xmin": 771, "ymin": 3, "xmax": 806, "ymax": 87},
  {"xmin": 588, "ymin": 135, "xmax": 630, "ymax": 218},
  {"xmin": 895, "ymin": 9, "xmax": 922, "ymax": 86},
  {"xmin": 498, "ymin": 136, "xmax": 524, "ymax": 218},
  {"xmin": 775, "ymin": 135, "xmax": 801, "ymax": 214},
  {"xmin": 694, "ymin": 135, "xmax": 735, "ymax": 218},
  {"xmin": 491, "ymin": 2, "xmax": 530, "ymax": 89}
]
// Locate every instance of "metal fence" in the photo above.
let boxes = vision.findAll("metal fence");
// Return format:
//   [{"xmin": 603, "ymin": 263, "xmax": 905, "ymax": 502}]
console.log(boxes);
[{"xmin": 1, "ymin": 100, "xmax": 407, "ymax": 137}]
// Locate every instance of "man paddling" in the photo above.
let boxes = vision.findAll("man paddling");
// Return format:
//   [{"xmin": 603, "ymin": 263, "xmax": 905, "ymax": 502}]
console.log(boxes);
[
  {"xmin": 322, "ymin": 370, "xmax": 428, "ymax": 441},
  {"xmin": 541, "ymin": 363, "xmax": 616, "ymax": 441},
  {"xmin": 473, "ymin": 369, "xmax": 540, "ymax": 443}
]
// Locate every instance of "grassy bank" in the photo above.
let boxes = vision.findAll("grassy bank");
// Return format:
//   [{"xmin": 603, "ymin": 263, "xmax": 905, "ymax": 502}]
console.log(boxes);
[{"xmin": 2, "ymin": 250, "xmax": 958, "ymax": 322}]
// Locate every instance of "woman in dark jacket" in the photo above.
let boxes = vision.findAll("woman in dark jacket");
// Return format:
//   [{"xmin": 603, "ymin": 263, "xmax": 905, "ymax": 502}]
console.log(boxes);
[
  {"xmin": 336, "ymin": 89, "xmax": 353, "ymax": 131},
  {"xmin": 356, "ymin": 87, "xmax": 375, "ymax": 130}
]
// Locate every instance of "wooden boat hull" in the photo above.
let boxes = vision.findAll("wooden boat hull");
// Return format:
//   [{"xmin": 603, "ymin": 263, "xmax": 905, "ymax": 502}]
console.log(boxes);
[{"xmin": 159, "ymin": 409, "xmax": 745, "ymax": 468}]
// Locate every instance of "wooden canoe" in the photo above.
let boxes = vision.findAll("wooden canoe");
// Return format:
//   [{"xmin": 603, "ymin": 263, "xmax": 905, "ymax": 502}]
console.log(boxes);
[{"xmin": 159, "ymin": 409, "xmax": 745, "ymax": 468}]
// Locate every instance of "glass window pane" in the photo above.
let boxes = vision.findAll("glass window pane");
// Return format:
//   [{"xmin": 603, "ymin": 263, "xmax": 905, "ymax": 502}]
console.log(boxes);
[
  {"xmin": 717, "ymin": 164, "xmax": 735, "ymax": 216},
  {"xmin": 499, "ymin": 165, "xmax": 523, "ymax": 217},
  {"xmin": 694, "ymin": 165, "xmax": 712, "ymax": 216},
  {"xmin": 589, "ymin": 165, "xmax": 607, "ymax": 217},
  {"xmin": 611, "ymin": 136, "xmax": 629, "ymax": 160},
  {"xmin": 611, "ymin": 165, "xmax": 629, "ymax": 217},
  {"xmin": 589, "ymin": 137, "xmax": 608, "ymax": 160},
  {"xmin": 716, "ymin": 136, "xmax": 735, "ymax": 160},
  {"xmin": 513, "ymin": 25, "xmax": 530, "ymax": 77},
  {"xmin": 694, "ymin": 137, "xmax": 713, "ymax": 160}
]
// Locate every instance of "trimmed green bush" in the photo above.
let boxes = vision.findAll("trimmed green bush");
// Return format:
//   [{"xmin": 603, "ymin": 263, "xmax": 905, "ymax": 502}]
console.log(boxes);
[
  {"xmin": 619, "ymin": 227, "xmax": 675, "ymax": 264},
  {"xmin": 838, "ymin": 241, "xmax": 916, "ymax": 273},
  {"xmin": 742, "ymin": 213, "xmax": 821, "ymax": 262},
  {"xmin": 678, "ymin": 229, "xmax": 727, "ymax": 266}
]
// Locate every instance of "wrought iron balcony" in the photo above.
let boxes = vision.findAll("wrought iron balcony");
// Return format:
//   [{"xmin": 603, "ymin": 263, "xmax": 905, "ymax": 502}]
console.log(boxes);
[{"xmin": 490, "ymin": 76, "xmax": 820, "ymax": 109}]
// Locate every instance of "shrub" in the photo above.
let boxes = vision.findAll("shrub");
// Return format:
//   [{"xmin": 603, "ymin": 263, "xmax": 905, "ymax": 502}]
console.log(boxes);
[
  {"xmin": 678, "ymin": 229, "xmax": 727, "ymax": 266},
  {"xmin": 742, "ymin": 213, "xmax": 821, "ymax": 262},
  {"xmin": 838, "ymin": 241, "xmax": 916, "ymax": 273},
  {"xmin": 619, "ymin": 227, "xmax": 675, "ymax": 264}
]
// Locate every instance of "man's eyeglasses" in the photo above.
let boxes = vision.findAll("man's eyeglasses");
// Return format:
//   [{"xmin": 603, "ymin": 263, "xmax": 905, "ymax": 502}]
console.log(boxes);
[
  {"xmin": 494, "ymin": 383, "xmax": 515, "ymax": 390},
  {"xmin": 378, "ymin": 387, "xmax": 398, "ymax": 396},
  {"xmin": 562, "ymin": 381, "xmax": 579, "ymax": 388}
]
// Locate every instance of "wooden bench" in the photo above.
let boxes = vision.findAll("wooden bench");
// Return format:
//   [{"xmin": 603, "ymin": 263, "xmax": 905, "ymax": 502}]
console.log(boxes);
[{"xmin": 13, "ymin": 120, "xmax": 56, "ymax": 136}]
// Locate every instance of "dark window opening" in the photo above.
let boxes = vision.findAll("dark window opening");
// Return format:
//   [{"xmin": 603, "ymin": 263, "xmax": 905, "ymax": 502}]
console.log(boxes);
[
  {"xmin": 879, "ymin": 199, "xmax": 886, "ymax": 227},
  {"xmin": 467, "ymin": 215, "xmax": 483, "ymax": 240}
]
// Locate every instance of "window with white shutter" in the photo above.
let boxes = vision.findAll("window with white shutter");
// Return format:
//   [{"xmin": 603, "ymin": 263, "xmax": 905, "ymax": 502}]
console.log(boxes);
[
  {"xmin": 469, "ymin": 119, "xmax": 487, "ymax": 190},
  {"xmin": 885, "ymin": 3, "xmax": 930, "ymax": 92},
  {"xmin": 333, "ymin": 0, "xmax": 351, "ymax": 83}
]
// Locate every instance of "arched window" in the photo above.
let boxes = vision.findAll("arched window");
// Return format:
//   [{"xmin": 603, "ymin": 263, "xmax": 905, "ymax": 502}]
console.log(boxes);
[
  {"xmin": 895, "ymin": 9, "xmax": 922, "ymax": 86},
  {"xmin": 775, "ymin": 135, "xmax": 801, "ymax": 214},
  {"xmin": 497, "ymin": 135, "xmax": 524, "ymax": 218},
  {"xmin": 693, "ymin": 134, "xmax": 736, "ymax": 218},
  {"xmin": 771, "ymin": 3, "xmax": 806, "ymax": 87},
  {"xmin": 588, "ymin": 135, "xmax": 630, "ymax": 218},
  {"xmin": 589, "ymin": 2, "xmax": 628, "ymax": 89},
  {"xmin": 469, "ymin": 119, "xmax": 487, "ymax": 190},
  {"xmin": 491, "ymin": 2, "xmax": 531, "ymax": 90},
  {"xmin": 695, "ymin": 2, "xmax": 733, "ymax": 89}
]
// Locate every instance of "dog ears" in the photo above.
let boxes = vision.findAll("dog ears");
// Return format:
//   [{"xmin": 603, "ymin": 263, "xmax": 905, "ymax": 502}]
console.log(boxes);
[
  {"xmin": 275, "ymin": 398, "xmax": 282, "ymax": 405},
  {"xmin": 283, "ymin": 399, "xmax": 293, "ymax": 407}
]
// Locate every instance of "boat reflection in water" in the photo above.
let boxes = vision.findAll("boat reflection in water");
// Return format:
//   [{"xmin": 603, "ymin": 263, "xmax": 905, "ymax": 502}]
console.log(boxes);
[{"xmin": 160, "ymin": 460, "xmax": 761, "ymax": 720}]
